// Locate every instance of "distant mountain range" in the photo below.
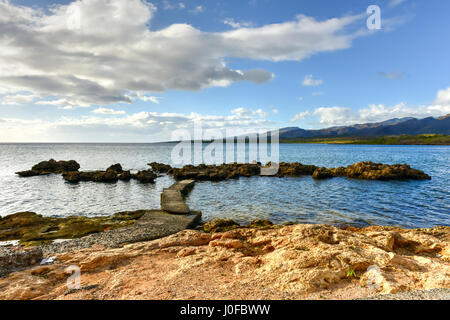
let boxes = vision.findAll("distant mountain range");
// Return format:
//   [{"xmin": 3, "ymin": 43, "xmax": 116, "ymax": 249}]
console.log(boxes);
[{"xmin": 275, "ymin": 115, "xmax": 450, "ymax": 140}]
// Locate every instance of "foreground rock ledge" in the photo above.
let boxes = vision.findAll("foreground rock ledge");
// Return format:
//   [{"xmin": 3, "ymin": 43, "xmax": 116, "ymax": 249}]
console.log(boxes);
[{"xmin": 0, "ymin": 224, "xmax": 448, "ymax": 300}]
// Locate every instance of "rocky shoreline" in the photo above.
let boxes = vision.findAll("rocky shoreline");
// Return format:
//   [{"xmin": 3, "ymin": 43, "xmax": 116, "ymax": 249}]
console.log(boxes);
[
  {"xmin": 2, "ymin": 160, "xmax": 446, "ymax": 300},
  {"xmin": 0, "ymin": 223, "xmax": 448, "ymax": 300}
]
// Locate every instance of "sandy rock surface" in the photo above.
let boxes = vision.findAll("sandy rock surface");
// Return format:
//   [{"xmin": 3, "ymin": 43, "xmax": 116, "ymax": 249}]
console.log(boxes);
[{"xmin": 0, "ymin": 224, "xmax": 448, "ymax": 300}]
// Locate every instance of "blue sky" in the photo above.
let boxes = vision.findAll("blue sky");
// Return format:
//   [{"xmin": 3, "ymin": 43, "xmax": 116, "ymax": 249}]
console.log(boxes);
[{"xmin": 0, "ymin": 0, "xmax": 449, "ymax": 142}]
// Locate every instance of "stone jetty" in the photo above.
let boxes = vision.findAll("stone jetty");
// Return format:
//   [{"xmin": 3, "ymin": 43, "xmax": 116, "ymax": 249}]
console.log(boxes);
[{"xmin": 161, "ymin": 180, "xmax": 195, "ymax": 214}]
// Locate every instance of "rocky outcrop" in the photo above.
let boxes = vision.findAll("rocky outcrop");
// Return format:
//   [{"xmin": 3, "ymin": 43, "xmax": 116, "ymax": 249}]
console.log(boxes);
[
  {"xmin": 0, "ymin": 224, "xmax": 447, "ymax": 300},
  {"xmin": 62, "ymin": 165, "xmax": 156, "ymax": 184},
  {"xmin": 148, "ymin": 162, "xmax": 172, "ymax": 173},
  {"xmin": 132, "ymin": 170, "xmax": 157, "ymax": 183},
  {"xmin": 0, "ymin": 211, "xmax": 147, "ymax": 247},
  {"xmin": 16, "ymin": 159, "xmax": 80, "ymax": 177},
  {"xmin": 312, "ymin": 162, "xmax": 432, "ymax": 180},
  {"xmin": 149, "ymin": 161, "xmax": 431, "ymax": 181},
  {"xmin": 160, "ymin": 180, "xmax": 195, "ymax": 214},
  {"xmin": 0, "ymin": 246, "xmax": 43, "ymax": 277}
]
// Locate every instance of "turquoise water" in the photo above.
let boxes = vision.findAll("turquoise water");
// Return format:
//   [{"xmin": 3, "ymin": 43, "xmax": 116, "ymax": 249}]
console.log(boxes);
[{"xmin": 0, "ymin": 143, "xmax": 448, "ymax": 228}]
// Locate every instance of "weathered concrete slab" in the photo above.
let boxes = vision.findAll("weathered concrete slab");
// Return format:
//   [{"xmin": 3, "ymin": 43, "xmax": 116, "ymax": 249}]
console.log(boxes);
[
  {"xmin": 42, "ymin": 210, "xmax": 202, "ymax": 255},
  {"xmin": 168, "ymin": 179, "xmax": 195, "ymax": 195},
  {"xmin": 160, "ymin": 180, "xmax": 196, "ymax": 214},
  {"xmin": 161, "ymin": 189, "xmax": 190, "ymax": 214}
]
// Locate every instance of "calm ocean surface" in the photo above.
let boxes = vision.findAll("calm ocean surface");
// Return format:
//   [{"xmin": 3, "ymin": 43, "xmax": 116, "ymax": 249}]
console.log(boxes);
[{"xmin": 0, "ymin": 143, "xmax": 448, "ymax": 228}]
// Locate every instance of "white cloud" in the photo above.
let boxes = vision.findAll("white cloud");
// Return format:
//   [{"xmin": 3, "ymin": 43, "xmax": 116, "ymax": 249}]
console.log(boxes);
[
  {"xmin": 0, "ymin": 108, "xmax": 274, "ymax": 142},
  {"xmin": 272, "ymin": 109, "xmax": 279, "ymax": 114},
  {"xmin": 231, "ymin": 107, "xmax": 267, "ymax": 118},
  {"xmin": 0, "ymin": 93, "xmax": 37, "ymax": 105},
  {"xmin": 297, "ymin": 97, "xmax": 303, "ymax": 101},
  {"xmin": 190, "ymin": 5, "xmax": 204, "ymax": 14},
  {"xmin": 435, "ymin": 87, "xmax": 450, "ymax": 105},
  {"xmin": 291, "ymin": 87, "xmax": 450, "ymax": 125},
  {"xmin": 302, "ymin": 75, "xmax": 323, "ymax": 87},
  {"xmin": 162, "ymin": 1, "xmax": 185, "ymax": 10},
  {"xmin": 92, "ymin": 108, "xmax": 126, "ymax": 115},
  {"xmin": 0, "ymin": 0, "xmax": 366, "ymax": 107},
  {"xmin": 136, "ymin": 93, "xmax": 161, "ymax": 104},
  {"xmin": 291, "ymin": 111, "xmax": 313, "ymax": 122},
  {"xmin": 312, "ymin": 91, "xmax": 325, "ymax": 96},
  {"xmin": 223, "ymin": 18, "xmax": 253, "ymax": 29},
  {"xmin": 291, "ymin": 87, "xmax": 450, "ymax": 126}
]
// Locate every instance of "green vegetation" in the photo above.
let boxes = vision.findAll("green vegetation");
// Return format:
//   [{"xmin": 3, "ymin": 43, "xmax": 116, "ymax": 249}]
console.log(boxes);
[
  {"xmin": 346, "ymin": 269, "xmax": 358, "ymax": 278},
  {"xmin": 281, "ymin": 134, "xmax": 450, "ymax": 145}
]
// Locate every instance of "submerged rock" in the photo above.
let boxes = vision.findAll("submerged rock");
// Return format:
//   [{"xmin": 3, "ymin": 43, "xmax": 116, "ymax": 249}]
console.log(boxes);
[{"xmin": 16, "ymin": 159, "xmax": 80, "ymax": 177}]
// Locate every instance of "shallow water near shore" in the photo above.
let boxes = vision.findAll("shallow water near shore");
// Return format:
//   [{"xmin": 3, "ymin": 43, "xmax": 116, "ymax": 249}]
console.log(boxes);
[{"xmin": 0, "ymin": 143, "xmax": 448, "ymax": 228}]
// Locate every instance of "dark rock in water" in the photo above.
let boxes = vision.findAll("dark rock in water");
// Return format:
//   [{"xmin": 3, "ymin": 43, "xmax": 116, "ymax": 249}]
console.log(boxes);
[
  {"xmin": 133, "ymin": 170, "xmax": 157, "ymax": 183},
  {"xmin": 106, "ymin": 163, "xmax": 123, "ymax": 173},
  {"xmin": 32, "ymin": 159, "xmax": 80, "ymax": 173},
  {"xmin": 276, "ymin": 162, "xmax": 318, "ymax": 177},
  {"xmin": 203, "ymin": 219, "xmax": 240, "ymax": 233},
  {"xmin": 0, "ymin": 246, "xmax": 42, "ymax": 277},
  {"xmin": 63, "ymin": 164, "xmax": 134, "ymax": 183},
  {"xmin": 0, "ymin": 211, "xmax": 146, "ymax": 246},
  {"xmin": 93, "ymin": 170, "xmax": 118, "ymax": 183},
  {"xmin": 16, "ymin": 159, "xmax": 80, "ymax": 177},
  {"xmin": 62, "ymin": 171, "xmax": 81, "ymax": 183},
  {"xmin": 343, "ymin": 162, "xmax": 431, "ymax": 180},
  {"xmin": 15, "ymin": 170, "xmax": 41, "ymax": 177},
  {"xmin": 118, "ymin": 170, "xmax": 131, "ymax": 181},
  {"xmin": 312, "ymin": 167, "xmax": 334, "ymax": 180},
  {"xmin": 148, "ymin": 162, "xmax": 172, "ymax": 173}
]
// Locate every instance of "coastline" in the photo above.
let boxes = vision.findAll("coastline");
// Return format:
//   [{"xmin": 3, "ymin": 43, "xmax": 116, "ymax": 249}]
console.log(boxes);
[
  {"xmin": 1, "ymin": 162, "xmax": 448, "ymax": 300},
  {"xmin": 0, "ymin": 222, "xmax": 449, "ymax": 300}
]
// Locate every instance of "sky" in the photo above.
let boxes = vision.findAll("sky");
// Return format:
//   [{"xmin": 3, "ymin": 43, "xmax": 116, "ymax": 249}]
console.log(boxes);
[{"xmin": 0, "ymin": 0, "xmax": 449, "ymax": 142}]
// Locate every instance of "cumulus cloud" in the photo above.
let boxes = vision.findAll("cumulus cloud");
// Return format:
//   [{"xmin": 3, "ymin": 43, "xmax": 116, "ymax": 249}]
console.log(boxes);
[
  {"xmin": 0, "ymin": 107, "xmax": 274, "ymax": 142},
  {"xmin": 0, "ymin": 0, "xmax": 365, "ymax": 107},
  {"xmin": 92, "ymin": 108, "xmax": 126, "ymax": 115},
  {"xmin": 291, "ymin": 87, "xmax": 450, "ymax": 125},
  {"xmin": 302, "ymin": 75, "xmax": 323, "ymax": 87},
  {"xmin": 435, "ymin": 87, "xmax": 450, "ymax": 105}
]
